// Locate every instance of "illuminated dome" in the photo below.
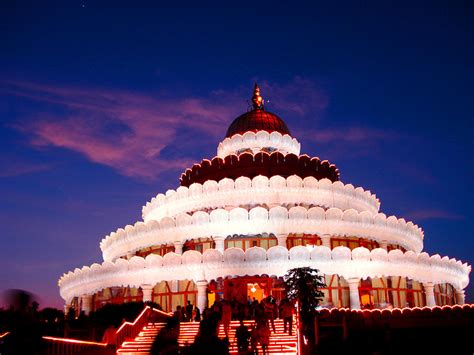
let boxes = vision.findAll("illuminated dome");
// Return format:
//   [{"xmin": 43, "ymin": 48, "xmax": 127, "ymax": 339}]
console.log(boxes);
[
  {"xmin": 225, "ymin": 84, "xmax": 291, "ymax": 138},
  {"xmin": 226, "ymin": 110, "xmax": 291, "ymax": 137}
]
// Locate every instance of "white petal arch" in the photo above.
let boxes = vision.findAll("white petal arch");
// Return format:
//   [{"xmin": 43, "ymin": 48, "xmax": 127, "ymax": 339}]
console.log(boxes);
[
  {"xmin": 311, "ymin": 246, "xmax": 332, "ymax": 262},
  {"xmin": 203, "ymin": 249, "xmax": 222, "ymax": 263},
  {"xmin": 245, "ymin": 247, "xmax": 267, "ymax": 262},
  {"xmin": 163, "ymin": 253, "xmax": 182, "ymax": 266},
  {"xmin": 267, "ymin": 246, "xmax": 288, "ymax": 261},
  {"xmin": 182, "ymin": 250, "xmax": 202, "ymax": 264},
  {"xmin": 289, "ymin": 246, "xmax": 310, "ymax": 261},
  {"xmin": 103, "ymin": 205, "xmax": 425, "ymax": 262},
  {"xmin": 224, "ymin": 248, "xmax": 245, "ymax": 263},
  {"xmin": 142, "ymin": 175, "xmax": 380, "ymax": 222},
  {"xmin": 59, "ymin": 247, "xmax": 471, "ymax": 302}
]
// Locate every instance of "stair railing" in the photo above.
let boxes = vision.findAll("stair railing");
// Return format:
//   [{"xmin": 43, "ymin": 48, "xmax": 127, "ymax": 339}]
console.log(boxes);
[
  {"xmin": 296, "ymin": 301, "xmax": 302, "ymax": 355},
  {"xmin": 115, "ymin": 305, "xmax": 172, "ymax": 349},
  {"xmin": 42, "ymin": 336, "xmax": 108, "ymax": 354}
]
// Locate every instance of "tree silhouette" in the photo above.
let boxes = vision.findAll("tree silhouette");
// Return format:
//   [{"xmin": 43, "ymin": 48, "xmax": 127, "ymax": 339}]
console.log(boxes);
[
  {"xmin": 284, "ymin": 267, "xmax": 325, "ymax": 316},
  {"xmin": 284, "ymin": 267, "xmax": 325, "ymax": 352}
]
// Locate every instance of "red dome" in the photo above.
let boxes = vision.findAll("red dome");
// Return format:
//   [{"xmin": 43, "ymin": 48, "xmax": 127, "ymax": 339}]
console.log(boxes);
[{"xmin": 225, "ymin": 109, "xmax": 291, "ymax": 138}]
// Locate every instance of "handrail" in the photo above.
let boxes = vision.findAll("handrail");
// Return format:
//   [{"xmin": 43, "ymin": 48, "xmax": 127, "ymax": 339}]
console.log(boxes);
[
  {"xmin": 296, "ymin": 302, "xmax": 301, "ymax": 355},
  {"xmin": 42, "ymin": 336, "xmax": 108, "ymax": 354},
  {"xmin": 41, "ymin": 306, "xmax": 171, "ymax": 355},
  {"xmin": 0, "ymin": 331, "xmax": 10, "ymax": 339},
  {"xmin": 115, "ymin": 305, "xmax": 172, "ymax": 349}
]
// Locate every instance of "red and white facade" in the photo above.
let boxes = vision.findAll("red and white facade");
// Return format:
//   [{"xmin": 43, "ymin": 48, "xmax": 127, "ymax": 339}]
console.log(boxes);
[{"xmin": 59, "ymin": 86, "xmax": 470, "ymax": 315}]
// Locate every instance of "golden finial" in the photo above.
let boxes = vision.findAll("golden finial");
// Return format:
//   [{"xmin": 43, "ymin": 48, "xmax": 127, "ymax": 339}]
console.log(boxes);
[{"xmin": 251, "ymin": 83, "xmax": 264, "ymax": 110}]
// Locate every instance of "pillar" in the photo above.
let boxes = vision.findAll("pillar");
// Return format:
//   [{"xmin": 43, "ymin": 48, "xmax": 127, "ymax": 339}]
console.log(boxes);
[
  {"xmin": 455, "ymin": 289, "xmax": 465, "ymax": 305},
  {"xmin": 276, "ymin": 234, "xmax": 287, "ymax": 247},
  {"xmin": 81, "ymin": 294, "xmax": 93, "ymax": 316},
  {"xmin": 379, "ymin": 241, "xmax": 388, "ymax": 250},
  {"xmin": 142, "ymin": 284, "xmax": 154, "ymax": 303},
  {"xmin": 423, "ymin": 282, "xmax": 436, "ymax": 307},
  {"xmin": 213, "ymin": 236, "xmax": 225, "ymax": 253},
  {"xmin": 174, "ymin": 241, "xmax": 183, "ymax": 255},
  {"xmin": 321, "ymin": 234, "xmax": 331, "ymax": 248},
  {"xmin": 171, "ymin": 243, "xmax": 182, "ymax": 292},
  {"xmin": 347, "ymin": 278, "xmax": 361, "ymax": 309},
  {"xmin": 64, "ymin": 303, "xmax": 71, "ymax": 315},
  {"xmin": 196, "ymin": 280, "xmax": 208, "ymax": 313}
]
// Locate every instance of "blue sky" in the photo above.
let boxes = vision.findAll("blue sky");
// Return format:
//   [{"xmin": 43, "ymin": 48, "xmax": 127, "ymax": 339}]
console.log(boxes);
[{"xmin": 1, "ymin": 1, "xmax": 473, "ymax": 308}]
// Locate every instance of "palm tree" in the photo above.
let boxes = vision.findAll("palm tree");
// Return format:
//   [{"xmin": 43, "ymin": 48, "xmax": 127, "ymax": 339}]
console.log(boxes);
[{"xmin": 284, "ymin": 267, "xmax": 325, "ymax": 353}]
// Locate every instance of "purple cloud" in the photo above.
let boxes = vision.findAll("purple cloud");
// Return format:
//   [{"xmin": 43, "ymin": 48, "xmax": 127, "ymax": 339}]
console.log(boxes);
[
  {"xmin": 299, "ymin": 127, "xmax": 396, "ymax": 143},
  {"xmin": 4, "ymin": 81, "xmax": 239, "ymax": 179},
  {"xmin": 405, "ymin": 209, "xmax": 464, "ymax": 221},
  {"xmin": 259, "ymin": 76, "xmax": 329, "ymax": 116},
  {"xmin": 3, "ymin": 78, "xmax": 331, "ymax": 180},
  {"xmin": 0, "ymin": 159, "xmax": 51, "ymax": 178}
]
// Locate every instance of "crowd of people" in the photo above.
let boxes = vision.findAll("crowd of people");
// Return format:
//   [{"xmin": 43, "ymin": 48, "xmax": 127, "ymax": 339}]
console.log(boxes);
[
  {"xmin": 171, "ymin": 300, "xmax": 201, "ymax": 322},
  {"xmin": 163, "ymin": 296, "xmax": 295, "ymax": 355}
]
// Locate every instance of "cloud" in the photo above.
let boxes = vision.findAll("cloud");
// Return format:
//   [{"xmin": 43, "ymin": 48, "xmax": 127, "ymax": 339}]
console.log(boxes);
[
  {"xmin": 4, "ymin": 82, "xmax": 238, "ymax": 179},
  {"xmin": 292, "ymin": 126, "xmax": 400, "ymax": 161},
  {"xmin": 390, "ymin": 161, "xmax": 436, "ymax": 185},
  {"xmin": 405, "ymin": 209, "xmax": 464, "ymax": 221},
  {"xmin": 300, "ymin": 127, "xmax": 396, "ymax": 143},
  {"xmin": 0, "ymin": 158, "xmax": 52, "ymax": 178},
  {"xmin": 3, "ymin": 78, "xmax": 329, "ymax": 180},
  {"xmin": 259, "ymin": 77, "xmax": 329, "ymax": 117}
]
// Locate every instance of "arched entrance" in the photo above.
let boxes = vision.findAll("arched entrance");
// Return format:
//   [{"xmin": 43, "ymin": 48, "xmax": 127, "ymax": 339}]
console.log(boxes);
[{"xmin": 208, "ymin": 275, "xmax": 285, "ymax": 306}]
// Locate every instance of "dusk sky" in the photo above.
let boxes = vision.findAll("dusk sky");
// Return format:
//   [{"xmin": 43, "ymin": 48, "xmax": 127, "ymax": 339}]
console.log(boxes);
[{"xmin": 1, "ymin": 1, "xmax": 473, "ymax": 308}]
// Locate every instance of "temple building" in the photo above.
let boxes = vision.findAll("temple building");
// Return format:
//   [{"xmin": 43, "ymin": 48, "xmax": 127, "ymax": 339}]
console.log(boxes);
[{"xmin": 59, "ymin": 85, "xmax": 470, "ymax": 316}]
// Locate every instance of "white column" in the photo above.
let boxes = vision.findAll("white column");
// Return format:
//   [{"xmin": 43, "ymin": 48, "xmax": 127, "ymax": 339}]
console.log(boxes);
[
  {"xmin": 455, "ymin": 289, "xmax": 465, "ymax": 305},
  {"xmin": 347, "ymin": 278, "xmax": 361, "ymax": 309},
  {"xmin": 276, "ymin": 234, "xmax": 287, "ymax": 247},
  {"xmin": 423, "ymin": 282, "xmax": 436, "ymax": 307},
  {"xmin": 379, "ymin": 241, "xmax": 388, "ymax": 250},
  {"xmin": 196, "ymin": 280, "xmax": 208, "ymax": 313},
  {"xmin": 174, "ymin": 241, "xmax": 183, "ymax": 254},
  {"xmin": 142, "ymin": 284, "xmax": 154, "ymax": 303},
  {"xmin": 172, "ymin": 241, "xmax": 182, "ymax": 294},
  {"xmin": 81, "ymin": 294, "xmax": 93, "ymax": 316},
  {"xmin": 170, "ymin": 280, "xmax": 179, "ymax": 293},
  {"xmin": 321, "ymin": 234, "xmax": 331, "ymax": 248},
  {"xmin": 213, "ymin": 236, "xmax": 225, "ymax": 253}
]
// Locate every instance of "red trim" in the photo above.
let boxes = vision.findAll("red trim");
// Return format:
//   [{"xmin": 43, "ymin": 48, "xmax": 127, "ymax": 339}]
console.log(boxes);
[
  {"xmin": 180, "ymin": 152, "xmax": 339, "ymax": 187},
  {"xmin": 317, "ymin": 304, "xmax": 474, "ymax": 315},
  {"xmin": 225, "ymin": 236, "xmax": 277, "ymax": 251},
  {"xmin": 331, "ymin": 237, "xmax": 379, "ymax": 250}
]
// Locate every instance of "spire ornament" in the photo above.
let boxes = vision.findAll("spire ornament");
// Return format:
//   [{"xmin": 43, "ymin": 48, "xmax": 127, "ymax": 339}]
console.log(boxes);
[{"xmin": 251, "ymin": 83, "xmax": 264, "ymax": 110}]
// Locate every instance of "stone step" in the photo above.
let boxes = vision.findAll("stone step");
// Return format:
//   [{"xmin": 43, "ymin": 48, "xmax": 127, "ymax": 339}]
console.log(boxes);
[{"xmin": 118, "ymin": 319, "xmax": 297, "ymax": 354}]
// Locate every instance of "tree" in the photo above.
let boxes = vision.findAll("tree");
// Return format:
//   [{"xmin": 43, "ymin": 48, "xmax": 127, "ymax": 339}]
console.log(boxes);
[
  {"xmin": 284, "ymin": 267, "xmax": 325, "ymax": 316},
  {"xmin": 284, "ymin": 267, "xmax": 325, "ymax": 353}
]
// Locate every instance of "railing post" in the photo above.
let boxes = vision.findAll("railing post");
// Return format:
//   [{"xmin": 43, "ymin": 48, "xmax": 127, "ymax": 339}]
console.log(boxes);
[
  {"xmin": 342, "ymin": 314, "xmax": 348, "ymax": 340},
  {"xmin": 296, "ymin": 302, "xmax": 302, "ymax": 355},
  {"xmin": 314, "ymin": 314, "xmax": 319, "ymax": 346}
]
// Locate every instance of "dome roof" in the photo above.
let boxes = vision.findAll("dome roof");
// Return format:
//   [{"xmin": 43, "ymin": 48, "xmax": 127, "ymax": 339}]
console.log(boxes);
[
  {"xmin": 225, "ymin": 109, "xmax": 291, "ymax": 138},
  {"xmin": 225, "ymin": 84, "xmax": 291, "ymax": 138}
]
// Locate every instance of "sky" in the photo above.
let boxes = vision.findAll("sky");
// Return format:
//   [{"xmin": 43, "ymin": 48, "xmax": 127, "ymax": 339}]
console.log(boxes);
[{"xmin": 0, "ymin": 1, "xmax": 473, "ymax": 308}]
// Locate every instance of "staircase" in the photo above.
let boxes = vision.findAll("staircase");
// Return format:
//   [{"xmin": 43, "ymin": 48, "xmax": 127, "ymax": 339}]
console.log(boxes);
[
  {"xmin": 117, "ymin": 322, "xmax": 166, "ymax": 354},
  {"xmin": 117, "ymin": 318, "xmax": 297, "ymax": 354}
]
